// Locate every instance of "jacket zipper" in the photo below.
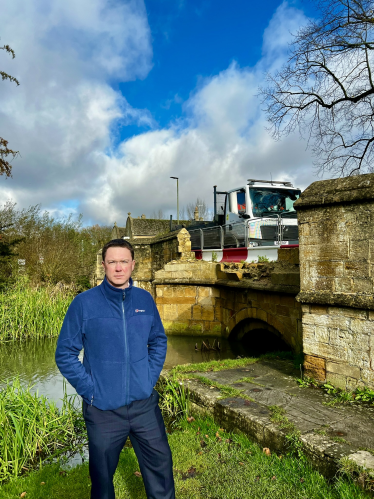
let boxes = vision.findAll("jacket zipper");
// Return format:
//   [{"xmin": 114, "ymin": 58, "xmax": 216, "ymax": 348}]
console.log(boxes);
[{"xmin": 122, "ymin": 290, "xmax": 129, "ymax": 405}]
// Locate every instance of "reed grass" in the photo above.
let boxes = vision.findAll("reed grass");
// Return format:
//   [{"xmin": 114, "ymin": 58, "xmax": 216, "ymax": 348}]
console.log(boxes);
[
  {"xmin": 0, "ymin": 378, "xmax": 86, "ymax": 482},
  {"xmin": 0, "ymin": 278, "xmax": 74, "ymax": 341},
  {"xmin": 157, "ymin": 376, "xmax": 190, "ymax": 421}
]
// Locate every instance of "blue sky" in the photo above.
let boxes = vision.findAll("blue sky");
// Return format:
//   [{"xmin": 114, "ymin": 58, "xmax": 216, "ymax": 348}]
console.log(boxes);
[
  {"xmin": 118, "ymin": 0, "xmax": 316, "ymax": 140},
  {"xmin": 0, "ymin": 0, "xmax": 320, "ymax": 224}
]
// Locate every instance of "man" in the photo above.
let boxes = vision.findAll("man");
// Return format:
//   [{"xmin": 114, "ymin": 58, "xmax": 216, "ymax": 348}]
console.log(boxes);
[{"xmin": 55, "ymin": 239, "xmax": 175, "ymax": 499}]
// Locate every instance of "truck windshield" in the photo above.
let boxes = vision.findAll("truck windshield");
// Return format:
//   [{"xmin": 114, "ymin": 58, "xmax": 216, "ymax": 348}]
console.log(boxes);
[{"xmin": 250, "ymin": 188, "xmax": 301, "ymax": 217}]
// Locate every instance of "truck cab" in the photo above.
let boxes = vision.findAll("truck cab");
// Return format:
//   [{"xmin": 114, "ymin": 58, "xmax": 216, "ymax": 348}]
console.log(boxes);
[{"xmin": 215, "ymin": 179, "xmax": 301, "ymax": 246}]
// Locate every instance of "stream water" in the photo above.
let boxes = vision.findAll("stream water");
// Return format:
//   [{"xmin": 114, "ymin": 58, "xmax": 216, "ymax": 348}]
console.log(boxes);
[{"xmin": 0, "ymin": 334, "xmax": 254, "ymax": 406}]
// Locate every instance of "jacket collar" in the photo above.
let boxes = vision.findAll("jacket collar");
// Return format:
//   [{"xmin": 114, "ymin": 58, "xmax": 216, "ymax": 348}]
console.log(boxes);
[{"xmin": 101, "ymin": 276, "xmax": 133, "ymax": 300}]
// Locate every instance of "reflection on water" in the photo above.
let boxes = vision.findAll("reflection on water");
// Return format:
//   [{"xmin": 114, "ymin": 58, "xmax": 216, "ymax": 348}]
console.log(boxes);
[
  {"xmin": 0, "ymin": 338, "xmax": 77, "ymax": 407},
  {"xmin": 0, "ymin": 333, "xmax": 255, "ymax": 404},
  {"xmin": 164, "ymin": 335, "xmax": 251, "ymax": 369}
]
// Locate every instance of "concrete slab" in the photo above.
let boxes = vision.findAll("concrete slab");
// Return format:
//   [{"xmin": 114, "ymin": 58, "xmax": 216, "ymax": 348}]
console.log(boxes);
[
  {"xmin": 347, "ymin": 451, "xmax": 374, "ymax": 477},
  {"xmin": 162, "ymin": 358, "xmax": 374, "ymax": 479}
]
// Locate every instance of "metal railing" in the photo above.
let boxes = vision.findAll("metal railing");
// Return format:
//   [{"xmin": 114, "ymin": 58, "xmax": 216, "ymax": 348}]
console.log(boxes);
[{"xmin": 188, "ymin": 216, "xmax": 298, "ymax": 251}]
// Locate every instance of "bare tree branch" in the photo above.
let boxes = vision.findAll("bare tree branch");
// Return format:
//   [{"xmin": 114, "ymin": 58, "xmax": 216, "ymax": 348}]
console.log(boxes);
[{"xmin": 260, "ymin": 0, "xmax": 374, "ymax": 175}]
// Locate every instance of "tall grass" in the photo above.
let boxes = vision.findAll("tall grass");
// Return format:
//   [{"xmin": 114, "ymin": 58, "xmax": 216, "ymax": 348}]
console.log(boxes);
[
  {"xmin": 157, "ymin": 376, "xmax": 190, "ymax": 421},
  {"xmin": 0, "ymin": 278, "xmax": 74, "ymax": 341},
  {"xmin": 0, "ymin": 378, "xmax": 86, "ymax": 482}
]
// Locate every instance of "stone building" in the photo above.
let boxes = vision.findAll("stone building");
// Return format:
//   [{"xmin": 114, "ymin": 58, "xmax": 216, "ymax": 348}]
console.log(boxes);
[{"xmin": 110, "ymin": 214, "xmax": 194, "ymax": 240}]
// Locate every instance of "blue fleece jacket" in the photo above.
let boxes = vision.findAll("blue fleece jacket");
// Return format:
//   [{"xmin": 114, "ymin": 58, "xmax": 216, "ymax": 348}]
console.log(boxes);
[{"xmin": 55, "ymin": 277, "xmax": 167, "ymax": 410}]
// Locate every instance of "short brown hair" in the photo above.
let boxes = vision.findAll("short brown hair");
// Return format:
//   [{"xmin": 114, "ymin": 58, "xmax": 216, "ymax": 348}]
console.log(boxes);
[{"xmin": 102, "ymin": 239, "xmax": 134, "ymax": 261}]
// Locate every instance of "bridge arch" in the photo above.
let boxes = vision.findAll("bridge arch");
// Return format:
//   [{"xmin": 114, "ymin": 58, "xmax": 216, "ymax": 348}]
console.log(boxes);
[{"xmin": 229, "ymin": 317, "xmax": 292, "ymax": 354}]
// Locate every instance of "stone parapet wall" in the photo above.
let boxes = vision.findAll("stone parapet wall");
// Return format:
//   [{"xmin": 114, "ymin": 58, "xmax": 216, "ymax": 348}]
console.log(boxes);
[
  {"xmin": 302, "ymin": 304, "xmax": 374, "ymax": 389},
  {"xmin": 296, "ymin": 173, "xmax": 374, "ymax": 388}
]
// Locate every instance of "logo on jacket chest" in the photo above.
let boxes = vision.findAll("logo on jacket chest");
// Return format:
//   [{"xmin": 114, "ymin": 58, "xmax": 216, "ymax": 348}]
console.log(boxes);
[{"xmin": 135, "ymin": 309, "xmax": 145, "ymax": 313}]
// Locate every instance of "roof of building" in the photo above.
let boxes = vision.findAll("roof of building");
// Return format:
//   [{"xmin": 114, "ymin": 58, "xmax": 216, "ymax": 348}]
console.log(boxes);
[
  {"xmin": 111, "ymin": 215, "xmax": 199, "ymax": 240},
  {"xmin": 129, "ymin": 218, "xmax": 171, "ymax": 237}
]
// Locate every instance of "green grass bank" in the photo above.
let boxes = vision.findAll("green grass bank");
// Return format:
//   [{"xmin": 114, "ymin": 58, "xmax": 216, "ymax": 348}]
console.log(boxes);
[{"xmin": 0, "ymin": 416, "xmax": 369, "ymax": 499}]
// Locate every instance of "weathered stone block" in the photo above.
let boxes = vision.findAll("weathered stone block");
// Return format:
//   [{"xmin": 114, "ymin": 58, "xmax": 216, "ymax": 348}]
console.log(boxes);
[
  {"xmin": 314, "ymin": 261, "xmax": 344, "ymax": 278},
  {"xmin": 328, "ymin": 328, "xmax": 351, "ymax": 347},
  {"xmin": 360, "ymin": 367, "xmax": 374, "ymax": 387},
  {"xmin": 176, "ymin": 303, "xmax": 193, "ymax": 320},
  {"xmin": 301, "ymin": 324, "xmax": 316, "ymax": 342},
  {"xmin": 328, "ymin": 307, "xmax": 367, "ymax": 319},
  {"xmin": 310, "ymin": 305, "xmax": 328, "ymax": 315},
  {"xmin": 156, "ymin": 296, "xmax": 196, "ymax": 305},
  {"xmin": 347, "ymin": 348, "xmax": 370, "ymax": 368},
  {"xmin": 198, "ymin": 287, "xmax": 211, "ymax": 298},
  {"xmin": 350, "ymin": 318, "xmax": 373, "ymax": 335},
  {"xmin": 333, "ymin": 277, "xmax": 353, "ymax": 293},
  {"xmin": 174, "ymin": 286, "xmax": 196, "ymax": 298},
  {"xmin": 303, "ymin": 354, "xmax": 326, "ymax": 381},
  {"xmin": 326, "ymin": 372, "xmax": 347, "ymax": 390},
  {"xmin": 163, "ymin": 304, "xmax": 178, "ymax": 321},
  {"xmin": 214, "ymin": 307, "xmax": 223, "ymax": 322},
  {"xmin": 256, "ymin": 308, "xmax": 268, "ymax": 323},
  {"xmin": 156, "ymin": 287, "xmax": 163, "ymax": 297},
  {"xmin": 192, "ymin": 305, "xmax": 202, "ymax": 320},
  {"xmin": 276, "ymin": 305, "xmax": 292, "ymax": 317},
  {"xmin": 311, "ymin": 314, "xmax": 350, "ymax": 329},
  {"xmin": 314, "ymin": 326, "xmax": 329, "ymax": 343},
  {"xmin": 304, "ymin": 342, "xmax": 348, "ymax": 362},
  {"xmin": 350, "ymin": 239, "xmax": 370, "ymax": 260},
  {"xmin": 314, "ymin": 243, "xmax": 349, "ymax": 261},
  {"xmin": 277, "ymin": 247, "xmax": 299, "ymax": 265},
  {"xmin": 326, "ymin": 361, "xmax": 361, "ymax": 379},
  {"xmin": 352, "ymin": 278, "xmax": 373, "ymax": 294},
  {"xmin": 235, "ymin": 308, "xmax": 249, "ymax": 324},
  {"xmin": 156, "ymin": 304, "xmax": 164, "ymax": 318},
  {"xmin": 201, "ymin": 306, "xmax": 215, "ymax": 321},
  {"xmin": 187, "ymin": 321, "xmax": 204, "ymax": 334},
  {"xmin": 314, "ymin": 277, "xmax": 335, "ymax": 292},
  {"xmin": 266, "ymin": 315, "xmax": 286, "ymax": 337},
  {"xmin": 271, "ymin": 272, "xmax": 300, "ymax": 287}
]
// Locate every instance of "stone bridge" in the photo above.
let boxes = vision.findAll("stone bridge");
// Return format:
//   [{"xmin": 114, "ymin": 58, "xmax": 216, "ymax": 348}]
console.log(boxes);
[
  {"xmin": 154, "ymin": 249, "xmax": 302, "ymax": 352},
  {"xmin": 96, "ymin": 173, "xmax": 374, "ymax": 390}
]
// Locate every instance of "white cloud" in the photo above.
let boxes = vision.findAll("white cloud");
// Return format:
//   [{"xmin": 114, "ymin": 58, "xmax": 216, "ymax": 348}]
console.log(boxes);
[
  {"xmin": 0, "ymin": 0, "xmax": 320, "ymax": 225},
  {"xmin": 0, "ymin": 0, "xmax": 152, "ymax": 215},
  {"xmin": 81, "ymin": 3, "xmax": 317, "ymax": 224}
]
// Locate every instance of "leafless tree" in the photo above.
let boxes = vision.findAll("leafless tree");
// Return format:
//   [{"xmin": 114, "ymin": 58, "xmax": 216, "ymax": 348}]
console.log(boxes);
[
  {"xmin": 151, "ymin": 209, "xmax": 166, "ymax": 219},
  {"xmin": 1, "ymin": 44, "xmax": 19, "ymax": 177},
  {"xmin": 186, "ymin": 198, "xmax": 211, "ymax": 220},
  {"xmin": 261, "ymin": 0, "xmax": 374, "ymax": 176}
]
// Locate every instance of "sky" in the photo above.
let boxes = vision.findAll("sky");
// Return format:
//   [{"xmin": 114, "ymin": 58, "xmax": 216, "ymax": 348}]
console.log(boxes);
[{"xmin": 0, "ymin": 0, "xmax": 321, "ymax": 225}]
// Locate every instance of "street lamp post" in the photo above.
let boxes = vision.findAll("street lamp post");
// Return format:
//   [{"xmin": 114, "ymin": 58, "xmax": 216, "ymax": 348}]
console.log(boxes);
[{"xmin": 170, "ymin": 176, "xmax": 179, "ymax": 225}]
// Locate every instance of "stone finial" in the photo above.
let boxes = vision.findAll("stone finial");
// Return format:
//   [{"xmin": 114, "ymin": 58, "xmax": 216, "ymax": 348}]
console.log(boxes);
[
  {"xmin": 141, "ymin": 214, "xmax": 146, "ymax": 219},
  {"xmin": 128, "ymin": 212, "xmax": 131, "ymax": 217},
  {"xmin": 194, "ymin": 205, "xmax": 199, "ymax": 221},
  {"xmin": 114, "ymin": 221, "xmax": 117, "ymax": 226}
]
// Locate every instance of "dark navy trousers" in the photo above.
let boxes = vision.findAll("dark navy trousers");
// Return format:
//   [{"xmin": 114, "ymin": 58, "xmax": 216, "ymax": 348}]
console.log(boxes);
[{"xmin": 83, "ymin": 390, "xmax": 175, "ymax": 499}]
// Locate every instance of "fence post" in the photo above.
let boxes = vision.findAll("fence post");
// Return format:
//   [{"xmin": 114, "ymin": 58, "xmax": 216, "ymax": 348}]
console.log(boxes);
[
  {"xmin": 220, "ymin": 225, "xmax": 224, "ymax": 249},
  {"xmin": 200, "ymin": 229, "xmax": 204, "ymax": 250},
  {"xmin": 277, "ymin": 215, "xmax": 283, "ymax": 245}
]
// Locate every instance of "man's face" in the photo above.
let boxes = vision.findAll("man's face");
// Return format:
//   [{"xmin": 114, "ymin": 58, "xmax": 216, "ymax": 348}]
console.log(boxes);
[{"xmin": 102, "ymin": 246, "xmax": 135, "ymax": 289}]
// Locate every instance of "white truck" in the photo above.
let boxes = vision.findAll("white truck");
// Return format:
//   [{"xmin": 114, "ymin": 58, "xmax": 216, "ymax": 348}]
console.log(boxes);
[{"xmin": 188, "ymin": 179, "xmax": 301, "ymax": 262}]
